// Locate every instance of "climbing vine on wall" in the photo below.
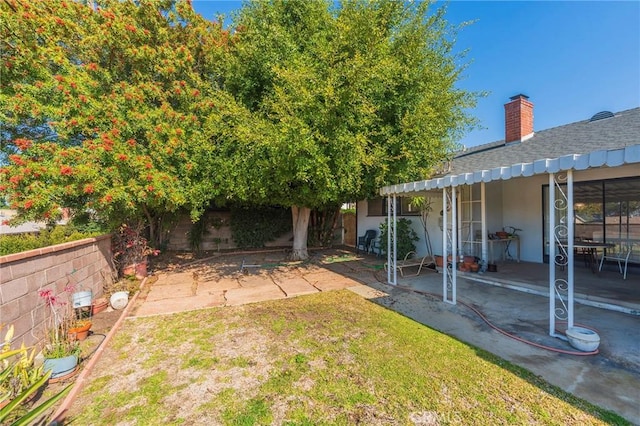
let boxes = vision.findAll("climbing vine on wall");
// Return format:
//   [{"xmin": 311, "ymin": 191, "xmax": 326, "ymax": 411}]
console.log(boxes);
[{"xmin": 230, "ymin": 207, "xmax": 292, "ymax": 248}]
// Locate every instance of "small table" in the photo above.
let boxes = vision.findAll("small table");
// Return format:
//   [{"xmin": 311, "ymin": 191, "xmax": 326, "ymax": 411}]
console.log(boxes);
[
  {"xmin": 470, "ymin": 237, "xmax": 520, "ymax": 263},
  {"xmin": 560, "ymin": 242, "xmax": 615, "ymax": 273}
]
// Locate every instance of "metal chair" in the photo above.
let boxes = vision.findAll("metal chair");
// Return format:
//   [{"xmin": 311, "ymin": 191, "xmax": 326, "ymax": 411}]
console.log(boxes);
[
  {"xmin": 598, "ymin": 244, "xmax": 632, "ymax": 279},
  {"xmin": 356, "ymin": 229, "xmax": 377, "ymax": 254}
]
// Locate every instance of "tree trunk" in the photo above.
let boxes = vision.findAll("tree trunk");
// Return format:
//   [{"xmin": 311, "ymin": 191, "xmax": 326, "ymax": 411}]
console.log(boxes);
[{"xmin": 290, "ymin": 205, "xmax": 311, "ymax": 260}]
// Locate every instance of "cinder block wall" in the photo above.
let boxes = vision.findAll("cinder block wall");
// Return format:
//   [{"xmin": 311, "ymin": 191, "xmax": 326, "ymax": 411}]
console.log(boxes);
[
  {"xmin": 166, "ymin": 211, "xmax": 294, "ymax": 251},
  {"xmin": 0, "ymin": 234, "xmax": 114, "ymax": 349}
]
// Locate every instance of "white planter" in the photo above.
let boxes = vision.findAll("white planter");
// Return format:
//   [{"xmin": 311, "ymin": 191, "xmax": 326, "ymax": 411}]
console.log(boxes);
[
  {"xmin": 566, "ymin": 326, "xmax": 600, "ymax": 352},
  {"xmin": 110, "ymin": 291, "xmax": 129, "ymax": 310}
]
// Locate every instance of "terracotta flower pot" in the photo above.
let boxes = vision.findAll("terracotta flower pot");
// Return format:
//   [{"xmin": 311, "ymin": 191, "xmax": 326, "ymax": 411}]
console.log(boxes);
[
  {"xmin": 68, "ymin": 321, "xmax": 92, "ymax": 341},
  {"xmin": 123, "ymin": 258, "xmax": 148, "ymax": 279},
  {"xmin": 92, "ymin": 297, "xmax": 108, "ymax": 315},
  {"xmin": 463, "ymin": 256, "xmax": 475, "ymax": 265},
  {"xmin": 435, "ymin": 255, "xmax": 443, "ymax": 267}
]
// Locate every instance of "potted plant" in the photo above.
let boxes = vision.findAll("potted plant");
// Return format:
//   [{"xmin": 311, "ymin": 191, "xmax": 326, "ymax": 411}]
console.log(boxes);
[
  {"xmin": 67, "ymin": 318, "xmax": 92, "ymax": 341},
  {"xmin": 111, "ymin": 223, "xmax": 160, "ymax": 279},
  {"xmin": 38, "ymin": 287, "xmax": 82, "ymax": 380},
  {"xmin": 91, "ymin": 297, "xmax": 109, "ymax": 315}
]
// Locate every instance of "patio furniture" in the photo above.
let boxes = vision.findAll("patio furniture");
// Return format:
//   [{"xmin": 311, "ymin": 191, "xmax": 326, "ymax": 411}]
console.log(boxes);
[
  {"xmin": 384, "ymin": 251, "xmax": 436, "ymax": 277},
  {"xmin": 472, "ymin": 236, "xmax": 520, "ymax": 263},
  {"xmin": 356, "ymin": 229, "xmax": 377, "ymax": 254},
  {"xmin": 370, "ymin": 238, "xmax": 383, "ymax": 257},
  {"xmin": 598, "ymin": 244, "xmax": 632, "ymax": 279},
  {"xmin": 557, "ymin": 241, "xmax": 614, "ymax": 273}
]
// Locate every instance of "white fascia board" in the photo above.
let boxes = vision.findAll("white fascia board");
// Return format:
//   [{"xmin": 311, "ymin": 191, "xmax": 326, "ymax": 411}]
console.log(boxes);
[
  {"xmin": 625, "ymin": 145, "xmax": 640, "ymax": 162},
  {"xmin": 606, "ymin": 149, "xmax": 625, "ymax": 167},
  {"xmin": 589, "ymin": 150, "xmax": 607, "ymax": 167},
  {"xmin": 378, "ymin": 144, "xmax": 640, "ymax": 196}
]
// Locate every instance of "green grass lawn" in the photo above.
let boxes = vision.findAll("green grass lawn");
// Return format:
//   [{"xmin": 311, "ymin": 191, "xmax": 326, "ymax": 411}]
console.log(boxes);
[{"xmin": 67, "ymin": 290, "xmax": 627, "ymax": 425}]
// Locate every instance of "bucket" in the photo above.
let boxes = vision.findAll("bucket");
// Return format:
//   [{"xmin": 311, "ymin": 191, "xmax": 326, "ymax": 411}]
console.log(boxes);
[{"xmin": 72, "ymin": 290, "xmax": 93, "ymax": 308}]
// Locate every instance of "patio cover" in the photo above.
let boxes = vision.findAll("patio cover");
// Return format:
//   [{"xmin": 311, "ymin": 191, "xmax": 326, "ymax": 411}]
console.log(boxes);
[{"xmin": 378, "ymin": 144, "xmax": 640, "ymax": 340}]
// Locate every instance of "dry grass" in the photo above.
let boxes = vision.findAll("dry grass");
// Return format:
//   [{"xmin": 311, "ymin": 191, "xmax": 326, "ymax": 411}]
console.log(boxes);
[{"xmin": 65, "ymin": 290, "xmax": 626, "ymax": 425}]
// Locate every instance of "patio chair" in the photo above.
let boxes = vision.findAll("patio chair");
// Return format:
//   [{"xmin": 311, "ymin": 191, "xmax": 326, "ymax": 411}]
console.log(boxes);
[
  {"xmin": 356, "ymin": 229, "xmax": 377, "ymax": 254},
  {"xmin": 384, "ymin": 251, "xmax": 436, "ymax": 277},
  {"xmin": 370, "ymin": 238, "xmax": 383, "ymax": 257},
  {"xmin": 598, "ymin": 244, "xmax": 632, "ymax": 279}
]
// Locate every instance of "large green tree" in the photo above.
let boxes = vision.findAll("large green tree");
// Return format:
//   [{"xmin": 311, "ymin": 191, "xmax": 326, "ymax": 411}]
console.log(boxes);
[
  {"xmin": 0, "ymin": 0, "xmax": 238, "ymax": 243},
  {"xmin": 222, "ymin": 0, "xmax": 477, "ymax": 259}
]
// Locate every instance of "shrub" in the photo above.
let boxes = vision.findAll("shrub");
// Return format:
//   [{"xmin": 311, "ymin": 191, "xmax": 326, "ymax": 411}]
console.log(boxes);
[
  {"xmin": 0, "ymin": 225, "xmax": 104, "ymax": 256},
  {"xmin": 230, "ymin": 207, "xmax": 292, "ymax": 249},
  {"xmin": 378, "ymin": 218, "xmax": 419, "ymax": 260}
]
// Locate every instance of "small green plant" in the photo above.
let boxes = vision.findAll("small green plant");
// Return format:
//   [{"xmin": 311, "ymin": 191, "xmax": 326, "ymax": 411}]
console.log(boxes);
[
  {"xmin": 1, "ymin": 326, "xmax": 43, "ymax": 405},
  {"xmin": 378, "ymin": 218, "xmax": 419, "ymax": 260},
  {"xmin": 0, "ymin": 325, "xmax": 72, "ymax": 425},
  {"xmin": 38, "ymin": 286, "xmax": 81, "ymax": 360}
]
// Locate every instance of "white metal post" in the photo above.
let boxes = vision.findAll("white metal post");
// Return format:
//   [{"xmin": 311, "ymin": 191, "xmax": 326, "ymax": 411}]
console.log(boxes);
[
  {"xmin": 549, "ymin": 173, "xmax": 556, "ymax": 336},
  {"xmin": 442, "ymin": 188, "xmax": 448, "ymax": 300},
  {"xmin": 567, "ymin": 170, "xmax": 574, "ymax": 328},
  {"xmin": 393, "ymin": 194, "xmax": 397, "ymax": 285},
  {"xmin": 481, "ymin": 182, "xmax": 488, "ymax": 269},
  {"xmin": 386, "ymin": 195, "xmax": 392, "ymax": 285},
  {"xmin": 451, "ymin": 187, "xmax": 457, "ymax": 304}
]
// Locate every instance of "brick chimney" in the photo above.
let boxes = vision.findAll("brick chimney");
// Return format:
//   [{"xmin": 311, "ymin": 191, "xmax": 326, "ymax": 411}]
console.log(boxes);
[{"xmin": 504, "ymin": 94, "xmax": 534, "ymax": 143}]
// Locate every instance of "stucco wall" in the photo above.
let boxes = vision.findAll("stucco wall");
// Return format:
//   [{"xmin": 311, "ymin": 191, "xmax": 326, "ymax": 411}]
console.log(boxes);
[
  {"xmin": 0, "ymin": 234, "xmax": 113, "ymax": 349},
  {"xmin": 358, "ymin": 163, "xmax": 639, "ymax": 264},
  {"xmin": 356, "ymin": 197, "xmax": 443, "ymax": 258}
]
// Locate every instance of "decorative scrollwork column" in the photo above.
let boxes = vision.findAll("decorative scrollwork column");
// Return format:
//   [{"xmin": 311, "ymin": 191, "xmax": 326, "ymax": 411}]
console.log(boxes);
[
  {"xmin": 548, "ymin": 171, "xmax": 574, "ymax": 338},
  {"xmin": 386, "ymin": 194, "xmax": 397, "ymax": 285},
  {"xmin": 442, "ymin": 187, "xmax": 456, "ymax": 304}
]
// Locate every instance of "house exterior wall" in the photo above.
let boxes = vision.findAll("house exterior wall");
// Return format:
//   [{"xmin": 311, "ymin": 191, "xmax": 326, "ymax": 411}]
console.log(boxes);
[
  {"xmin": 0, "ymin": 235, "xmax": 113, "ymax": 350},
  {"xmin": 356, "ymin": 198, "xmax": 443, "ymax": 258},
  {"xmin": 501, "ymin": 163, "xmax": 639, "ymax": 263},
  {"xmin": 360, "ymin": 162, "xmax": 638, "ymax": 264}
]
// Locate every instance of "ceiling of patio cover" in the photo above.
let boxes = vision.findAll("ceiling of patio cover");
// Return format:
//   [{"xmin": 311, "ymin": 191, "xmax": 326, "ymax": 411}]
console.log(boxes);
[{"xmin": 380, "ymin": 144, "xmax": 640, "ymax": 196}]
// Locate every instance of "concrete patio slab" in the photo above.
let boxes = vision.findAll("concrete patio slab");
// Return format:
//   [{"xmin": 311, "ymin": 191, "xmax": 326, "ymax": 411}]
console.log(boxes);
[
  {"xmin": 304, "ymin": 270, "xmax": 357, "ymax": 291},
  {"xmin": 154, "ymin": 271, "xmax": 194, "ymax": 286},
  {"xmin": 224, "ymin": 284, "xmax": 286, "ymax": 306},
  {"xmin": 197, "ymin": 277, "xmax": 240, "ymax": 293},
  {"xmin": 275, "ymin": 277, "xmax": 319, "ymax": 297},
  {"xmin": 239, "ymin": 274, "xmax": 274, "ymax": 288},
  {"xmin": 135, "ymin": 293, "xmax": 225, "ymax": 317}
]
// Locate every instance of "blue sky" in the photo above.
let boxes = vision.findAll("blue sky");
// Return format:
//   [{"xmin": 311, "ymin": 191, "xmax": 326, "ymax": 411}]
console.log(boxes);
[{"xmin": 192, "ymin": 1, "xmax": 640, "ymax": 148}]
